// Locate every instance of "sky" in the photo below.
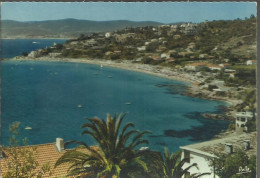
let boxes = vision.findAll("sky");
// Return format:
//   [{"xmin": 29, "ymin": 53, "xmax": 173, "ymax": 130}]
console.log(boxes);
[{"xmin": 0, "ymin": 2, "xmax": 257, "ymax": 23}]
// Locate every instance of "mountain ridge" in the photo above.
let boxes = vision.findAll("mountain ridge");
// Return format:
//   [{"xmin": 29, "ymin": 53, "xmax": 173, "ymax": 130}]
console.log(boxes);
[{"xmin": 1, "ymin": 19, "xmax": 165, "ymax": 39}]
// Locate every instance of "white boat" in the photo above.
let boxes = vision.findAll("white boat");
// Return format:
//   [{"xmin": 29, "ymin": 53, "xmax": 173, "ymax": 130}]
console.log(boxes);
[
  {"xmin": 125, "ymin": 102, "xmax": 131, "ymax": 105},
  {"xmin": 78, "ymin": 104, "xmax": 83, "ymax": 108},
  {"xmin": 32, "ymin": 42, "xmax": 39, "ymax": 44},
  {"xmin": 100, "ymin": 64, "xmax": 103, "ymax": 68},
  {"xmin": 25, "ymin": 126, "xmax": 32, "ymax": 130}
]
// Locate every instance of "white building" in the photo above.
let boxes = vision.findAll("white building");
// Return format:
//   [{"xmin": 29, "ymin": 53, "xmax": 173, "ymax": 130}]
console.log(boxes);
[
  {"xmin": 185, "ymin": 62, "xmax": 207, "ymax": 71},
  {"xmin": 49, "ymin": 53, "xmax": 62, "ymax": 58},
  {"xmin": 28, "ymin": 51, "xmax": 40, "ymax": 58},
  {"xmin": 160, "ymin": 53, "xmax": 171, "ymax": 59},
  {"xmin": 137, "ymin": 46, "xmax": 146, "ymax": 51},
  {"xmin": 180, "ymin": 132, "xmax": 256, "ymax": 178},
  {"xmin": 105, "ymin": 32, "xmax": 111, "ymax": 38},
  {"xmin": 246, "ymin": 60, "xmax": 256, "ymax": 65},
  {"xmin": 235, "ymin": 112, "xmax": 255, "ymax": 132}
]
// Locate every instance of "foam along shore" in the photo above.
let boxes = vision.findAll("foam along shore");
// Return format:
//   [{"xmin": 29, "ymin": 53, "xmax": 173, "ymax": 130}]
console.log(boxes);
[{"xmin": 10, "ymin": 56, "xmax": 241, "ymax": 108}]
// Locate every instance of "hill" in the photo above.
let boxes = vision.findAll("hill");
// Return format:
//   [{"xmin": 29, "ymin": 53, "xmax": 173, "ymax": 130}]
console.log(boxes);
[{"xmin": 1, "ymin": 19, "xmax": 163, "ymax": 39}]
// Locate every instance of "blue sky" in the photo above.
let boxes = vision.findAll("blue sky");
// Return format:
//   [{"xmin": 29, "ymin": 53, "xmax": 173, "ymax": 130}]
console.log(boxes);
[{"xmin": 1, "ymin": 2, "xmax": 257, "ymax": 23}]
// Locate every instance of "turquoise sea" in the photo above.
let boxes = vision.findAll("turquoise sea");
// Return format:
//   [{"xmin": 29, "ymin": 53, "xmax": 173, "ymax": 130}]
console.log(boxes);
[{"xmin": 1, "ymin": 39, "xmax": 229, "ymax": 152}]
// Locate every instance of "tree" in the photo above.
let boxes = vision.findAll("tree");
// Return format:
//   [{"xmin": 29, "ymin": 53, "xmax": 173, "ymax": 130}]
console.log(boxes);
[
  {"xmin": 154, "ymin": 148, "xmax": 210, "ymax": 178},
  {"xmin": 55, "ymin": 113, "xmax": 151, "ymax": 178},
  {"xmin": 208, "ymin": 150, "xmax": 256, "ymax": 178},
  {"xmin": 2, "ymin": 122, "xmax": 52, "ymax": 178}
]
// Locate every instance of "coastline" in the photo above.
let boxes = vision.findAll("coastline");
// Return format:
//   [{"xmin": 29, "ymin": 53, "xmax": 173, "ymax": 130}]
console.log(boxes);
[{"xmin": 9, "ymin": 57, "xmax": 240, "ymax": 109}]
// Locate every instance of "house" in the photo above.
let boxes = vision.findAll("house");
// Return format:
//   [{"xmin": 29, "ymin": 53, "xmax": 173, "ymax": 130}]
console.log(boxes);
[
  {"xmin": 28, "ymin": 51, "xmax": 41, "ymax": 58},
  {"xmin": 185, "ymin": 62, "xmax": 207, "ymax": 71},
  {"xmin": 105, "ymin": 32, "xmax": 111, "ymax": 38},
  {"xmin": 173, "ymin": 35, "xmax": 181, "ymax": 39},
  {"xmin": 0, "ymin": 138, "xmax": 99, "ymax": 177},
  {"xmin": 229, "ymin": 72, "xmax": 236, "ymax": 78},
  {"xmin": 235, "ymin": 112, "xmax": 255, "ymax": 132},
  {"xmin": 144, "ymin": 42, "xmax": 151, "ymax": 46},
  {"xmin": 207, "ymin": 64, "xmax": 223, "ymax": 71},
  {"xmin": 180, "ymin": 132, "xmax": 256, "ymax": 178},
  {"xmin": 160, "ymin": 52, "xmax": 171, "ymax": 59},
  {"xmin": 166, "ymin": 57, "xmax": 175, "ymax": 63},
  {"xmin": 218, "ymin": 63, "xmax": 230, "ymax": 69},
  {"xmin": 137, "ymin": 46, "xmax": 146, "ymax": 51},
  {"xmin": 49, "ymin": 53, "xmax": 62, "ymax": 58},
  {"xmin": 246, "ymin": 60, "xmax": 257, "ymax": 65},
  {"xmin": 150, "ymin": 55, "xmax": 161, "ymax": 60}
]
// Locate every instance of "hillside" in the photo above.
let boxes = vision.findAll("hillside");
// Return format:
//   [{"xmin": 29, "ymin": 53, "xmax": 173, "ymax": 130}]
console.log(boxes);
[{"xmin": 1, "ymin": 19, "xmax": 163, "ymax": 39}]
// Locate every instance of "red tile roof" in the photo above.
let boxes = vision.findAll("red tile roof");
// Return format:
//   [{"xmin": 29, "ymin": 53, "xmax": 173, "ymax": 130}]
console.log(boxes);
[{"xmin": 0, "ymin": 143, "xmax": 99, "ymax": 177}]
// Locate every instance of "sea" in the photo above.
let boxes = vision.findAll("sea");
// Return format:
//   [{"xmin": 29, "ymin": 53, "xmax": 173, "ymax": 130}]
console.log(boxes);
[{"xmin": 0, "ymin": 39, "xmax": 230, "ymax": 152}]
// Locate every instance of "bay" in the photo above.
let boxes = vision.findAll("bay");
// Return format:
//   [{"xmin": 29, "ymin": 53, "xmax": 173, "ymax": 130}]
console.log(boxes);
[{"xmin": 1, "ymin": 60, "xmax": 229, "ymax": 152}]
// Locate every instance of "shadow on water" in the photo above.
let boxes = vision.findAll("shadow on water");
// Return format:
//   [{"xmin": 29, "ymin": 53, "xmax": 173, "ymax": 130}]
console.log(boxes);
[
  {"xmin": 155, "ymin": 83, "xmax": 188, "ymax": 95},
  {"xmin": 165, "ymin": 112, "xmax": 229, "ymax": 141},
  {"xmin": 150, "ymin": 112, "xmax": 229, "ymax": 142}
]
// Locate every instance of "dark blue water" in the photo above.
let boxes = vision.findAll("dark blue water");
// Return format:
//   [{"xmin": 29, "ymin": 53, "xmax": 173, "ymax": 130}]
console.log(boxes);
[
  {"xmin": 0, "ymin": 39, "xmax": 66, "ymax": 59},
  {"xmin": 1, "ymin": 60, "xmax": 229, "ymax": 152}
]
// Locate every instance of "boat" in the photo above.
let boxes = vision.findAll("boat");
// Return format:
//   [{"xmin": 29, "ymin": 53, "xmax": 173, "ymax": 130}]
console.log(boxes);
[
  {"xmin": 32, "ymin": 42, "xmax": 39, "ymax": 44},
  {"xmin": 25, "ymin": 126, "xmax": 32, "ymax": 130},
  {"xmin": 100, "ymin": 64, "xmax": 103, "ymax": 68},
  {"xmin": 125, "ymin": 102, "xmax": 131, "ymax": 105},
  {"xmin": 78, "ymin": 104, "xmax": 83, "ymax": 108},
  {"xmin": 108, "ymin": 75, "xmax": 113, "ymax": 78}
]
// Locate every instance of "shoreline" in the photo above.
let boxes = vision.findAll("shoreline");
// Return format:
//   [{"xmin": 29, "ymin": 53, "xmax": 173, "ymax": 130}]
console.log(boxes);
[{"xmin": 8, "ymin": 57, "xmax": 240, "ymax": 109}]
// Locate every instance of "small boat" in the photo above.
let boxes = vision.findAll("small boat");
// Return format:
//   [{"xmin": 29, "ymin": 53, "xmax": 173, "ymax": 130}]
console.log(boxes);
[
  {"xmin": 100, "ymin": 64, "xmax": 103, "ymax": 68},
  {"xmin": 108, "ymin": 75, "xmax": 113, "ymax": 78},
  {"xmin": 125, "ymin": 102, "xmax": 131, "ymax": 105},
  {"xmin": 78, "ymin": 104, "xmax": 83, "ymax": 108},
  {"xmin": 32, "ymin": 42, "xmax": 39, "ymax": 44},
  {"xmin": 25, "ymin": 126, "xmax": 32, "ymax": 130}
]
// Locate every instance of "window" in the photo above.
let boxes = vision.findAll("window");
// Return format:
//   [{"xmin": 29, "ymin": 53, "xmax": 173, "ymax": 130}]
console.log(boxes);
[
  {"xmin": 184, "ymin": 150, "xmax": 190, "ymax": 163},
  {"xmin": 237, "ymin": 117, "xmax": 240, "ymax": 121},
  {"xmin": 241, "ymin": 124, "xmax": 245, "ymax": 127},
  {"xmin": 241, "ymin": 118, "xmax": 246, "ymax": 122}
]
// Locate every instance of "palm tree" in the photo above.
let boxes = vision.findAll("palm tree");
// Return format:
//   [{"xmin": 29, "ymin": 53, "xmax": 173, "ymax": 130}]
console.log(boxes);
[
  {"xmin": 155, "ymin": 148, "xmax": 210, "ymax": 178},
  {"xmin": 55, "ymin": 113, "xmax": 150, "ymax": 178}
]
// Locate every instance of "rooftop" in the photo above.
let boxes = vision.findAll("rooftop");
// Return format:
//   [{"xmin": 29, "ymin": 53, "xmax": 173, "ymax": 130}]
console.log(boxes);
[
  {"xmin": 0, "ymin": 142, "xmax": 99, "ymax": 177},
  {"xmin": 180, "ymin": 132, "xmax": 256, "ymax": 158}
]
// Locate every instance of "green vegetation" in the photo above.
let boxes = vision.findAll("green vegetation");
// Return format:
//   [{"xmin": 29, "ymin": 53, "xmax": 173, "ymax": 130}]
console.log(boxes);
[
  {"xmin": 2, "ymin": 122, "xmax": 52, "ymax": 178},
  {"xmin": 154, "ymin": 148, "xmax": 210, "ymax": 178},
  {"xmin": 55, "ymin": 113, "xmax": 151, "ymax": 178},
  {"xmin": 209, "ymin": 150, "xmax": 256, "ymax": 178}
]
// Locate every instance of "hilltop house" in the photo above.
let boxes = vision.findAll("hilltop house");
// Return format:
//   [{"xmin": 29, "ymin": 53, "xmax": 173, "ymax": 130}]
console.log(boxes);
[
  {"xmin": 180, "ymin": 132, "xmax": 256, "ymax": 178},
  {"xmin": 235, "ymin": 112, "xmax": 255, "ymax": 132}
]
